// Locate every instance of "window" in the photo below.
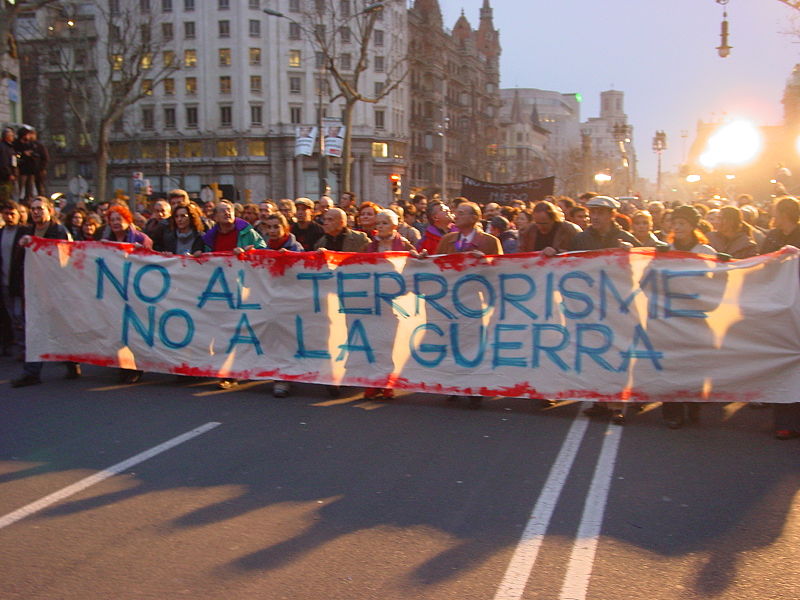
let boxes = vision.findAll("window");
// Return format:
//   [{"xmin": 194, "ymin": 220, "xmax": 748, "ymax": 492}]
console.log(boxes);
[
  {"xmin": 78, "ymin": 162, "xmax": 93, "ymax": 179},
  {"xmin": 249, "ymin": 47, "xmax": 261, "ymax": 65},
  {"xmin": 183, "ymin": 49, "xmax": 197, "ymax": 67},
  {"xmin": 111, "ymin": 143, "xmax": 129, "ymax": 160},
  {"xmin": 289, "ymin": 76, "xmax": 301, "ymax": 94},
  {"xmin": 184, "ymin": 21, "xmax": 195, "ymax": 39},
  {"xmin": 289, "ymin": 22, "xmax": 301, "ymax": 40},
  {"xmin": 372, "ymin": 142, "xmax": 388, "ymax": 158},
  {"xmin": 141, "ymin": 53, "xmax": 153, "ymax": 70},
  {"xmin": 185, "ymin": 76, "xmax": 197, "ymax": 94},
  {"xmin": 162, "ymin": 0, "xmax": 172, "ymax": 11},
  {"xmin": 217, "ymin": 140, "xmax": 238, "ymax": 156},
  {"xmin": 339, "ymin": 53, "xmax": 351, "ymax": 70},
  {"xmin": 375, "ymin": 109, "xmax": 385, "ymax": 130},
  {"xmin": 250, "ymin": 75, "xmax": 262, "ymax": 93},
  {"xmin": 340, "ymin": 26, "xmax": 350, "ymax": 44},
  {"xmin": 161, "ymin": 22, "xmax": 173, "ymax": 41},
  {"xmin": 374, "ymin": 81, "xmax": 384, "ymax": 97},
  {"xmin": 183, "ymin": 140, "xmax": 202, "ymax": 156},
  {"xmin": 219, "ymin": 76, "xmax": 231, "ymax": 94},
  {"xmin": 111, "ymin": 54, "xmax": 123, "ymax": 70},
  {"xmin": 75, "ymin": 49, "xmax": 88, "ymax": 66},
  {"xmin": 374, "ymin": 55, "xmax": 384, "ymax": 72},
  {"xmin": 140, "ymin": 24, "xmax": 151, "ymax": 45},
  {"xmin": 142, "ymin": 79, "xmax": 153, "ymax": 95},
  {"xmin": 315, "ymin": 52, "xmax": 324, "ymax": 69},
  {"xmin": 220, "ymin": 105, "xmax": 232, "ymax": 127},
  {"xmin": 218, "ymin": 0, "xmax": 229, "ymax": 8},
  {"xmin": 289, "ymin": 0, "xmax": 300, "ymax": 12},
  {"xmin": 184, "ymin": 0, "xmax": 194, "ymax": 10},
  {"xmin": 289, "ymin": 106, "xmax": 302, "ymax": 124},
  {"xmin": 53, "ymin": 162, "xmax": 67, "ymax": 178},
  {"xmin": 140, "ymin": 0, "xmax": 150, "ymax": 12},
  {"xmin": 163, "ymin": 78, "xmax": 175, "ymax": 95},
  {"xmin": 250, "ymin": 105, "xmax": 262, "ymax": 126},
  {"xmin": 142, "ymin": 107, "xmax": 154, "ymax": 130},
  {"xmin": 249, "ymin": 0, "xmax": 260, "ymax": 8},
  {"xmin": 249, "ymin": 19, "xmax": 260, "ymax": 37},
  {"xmin": 164, "ymin": 107, "xmax": 176, "ymax": 128},
  {"xmin": 163, "ymin": 50, "xmax": 175, "ymax": 66},
  {"xmin": 248, "ymin": 140, "xmax": 266, "ymax": 156},
  {"xmin": 218, "ymin": 20, "xmax": 230, "ymax": 38},
  {"xmin": 288, "ymin": 49, "xmax": 301, "ymax": 67},
  {"xmin": 374, "ymin": 30, "xmax": 384, "ymax": 46},
  {"xmin": 340, "ymin": 0, "xmax": 350, "ymax": 18},
  {"xmin": 110, "ymin": 0, "xmax": 120, "ymax": 15},
  {"xmin": 218, "ymin": 48, "xmax": 231, "ymax": 66},
  {"xmin": 314, "ymin": 24, "xmax": 325, "ymax": 39},
  {"xmin": 186, "ymin": 105, "xmax": 198, "ymax": 127}
]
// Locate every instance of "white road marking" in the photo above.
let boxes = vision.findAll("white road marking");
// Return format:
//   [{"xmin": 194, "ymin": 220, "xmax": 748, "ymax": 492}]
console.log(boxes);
[
  {"xmin": 0, "ymin": 421, "xmax": 221, "ymax": 531},
  {"xmin": 559, "ymin": 421, "xmax": 624, "ymax": 600},
  {"xmin": 493, "ymin": 405, "xmax": 591, "ymax": 600}
]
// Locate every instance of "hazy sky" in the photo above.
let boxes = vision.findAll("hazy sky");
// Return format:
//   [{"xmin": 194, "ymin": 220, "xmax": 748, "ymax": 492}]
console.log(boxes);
[{"xmin": 437, "ymin": 0, "xmax": 800, "ymax": 182}]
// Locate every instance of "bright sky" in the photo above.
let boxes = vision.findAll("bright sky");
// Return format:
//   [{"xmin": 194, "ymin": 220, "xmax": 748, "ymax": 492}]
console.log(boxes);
[{"xmin": 437, "ymin": 0, "xmax": 800, "ymax": 183}]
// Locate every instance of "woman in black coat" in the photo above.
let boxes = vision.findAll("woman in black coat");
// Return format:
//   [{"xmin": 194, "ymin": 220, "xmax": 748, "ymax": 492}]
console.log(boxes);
[{"xmin": 156, "ymin": 200, "xmax": 206, "ymax": 255}]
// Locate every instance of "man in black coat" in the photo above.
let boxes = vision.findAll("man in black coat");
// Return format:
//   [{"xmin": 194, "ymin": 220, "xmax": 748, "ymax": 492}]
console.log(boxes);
[{"xmin": 0, "ymin": 128, "xmax": 17, "ymax": 203}]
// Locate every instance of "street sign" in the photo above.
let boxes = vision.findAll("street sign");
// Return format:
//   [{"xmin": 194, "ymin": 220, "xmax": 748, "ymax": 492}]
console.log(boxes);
[{"xmin": 199, "ymin": 187, "xmax": 215, "ymax": 204}]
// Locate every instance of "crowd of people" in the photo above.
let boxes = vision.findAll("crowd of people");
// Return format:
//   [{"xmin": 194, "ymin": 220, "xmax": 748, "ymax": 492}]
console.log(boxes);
[{"xmin": 1, "ymin": 182, "xmax": 798, "ymax": 439}]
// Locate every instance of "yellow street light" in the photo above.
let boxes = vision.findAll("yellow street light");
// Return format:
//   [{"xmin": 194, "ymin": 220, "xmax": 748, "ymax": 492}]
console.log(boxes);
[
  {"xmin": 686, "ymin": 174, "xmax": 701, "ymax": 183},
  {"xmin": 594, "ymin": 172, "xmax": 612, "ymax": 184}
]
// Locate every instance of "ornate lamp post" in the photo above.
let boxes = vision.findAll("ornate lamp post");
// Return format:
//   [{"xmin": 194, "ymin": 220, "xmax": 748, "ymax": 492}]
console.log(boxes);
[
  {"xmin": 652, "ymin": 130, "xmax": 667, "ymax": 199},
  {"xmin": 612, "ymin": 122, "xmax": 632, "ymax": 195}
]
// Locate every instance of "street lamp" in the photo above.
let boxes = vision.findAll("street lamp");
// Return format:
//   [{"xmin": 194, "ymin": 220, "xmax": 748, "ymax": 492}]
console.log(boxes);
[
  {"xmin": 715, "ymin": 0, "xmax": 732, "ymax": 58},
  {"xmin": 651, "ymin": 130, "xmax": 667, "ymax": 199},
  {"xmin": 594, "ymin": 171, "xmax": 612, "ymax": 185},
  {"xmin": 611, "ymin": 122, "xmax": 632, "ymax": 195}
]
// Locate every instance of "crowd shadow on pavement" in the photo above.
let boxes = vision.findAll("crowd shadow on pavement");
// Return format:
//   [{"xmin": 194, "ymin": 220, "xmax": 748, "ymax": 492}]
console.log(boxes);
[{"xmin": 1, "ymin": 360, "xmax": 797, "ymax": 596}]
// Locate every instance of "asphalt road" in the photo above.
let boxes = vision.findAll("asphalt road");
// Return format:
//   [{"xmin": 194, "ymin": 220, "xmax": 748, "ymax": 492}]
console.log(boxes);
[{"xmin": 0, "ymin": 357, "xmax": 798, "ymax": 599}]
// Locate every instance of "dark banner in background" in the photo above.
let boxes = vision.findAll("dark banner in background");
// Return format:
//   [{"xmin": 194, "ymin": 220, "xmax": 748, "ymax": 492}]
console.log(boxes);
[{"xmin": 461, "ymin": 175, "xmax": 556, "ymax": 205}]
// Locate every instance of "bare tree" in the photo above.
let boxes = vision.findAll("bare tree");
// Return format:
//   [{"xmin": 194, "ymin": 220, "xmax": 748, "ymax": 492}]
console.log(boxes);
[
  {"xmin": 269, "ymin": 0, "xmax": 407, "ymax": 193},
  {"xmin": 17, "ymin": 1, "xmax": 179, "ymax": 205}
]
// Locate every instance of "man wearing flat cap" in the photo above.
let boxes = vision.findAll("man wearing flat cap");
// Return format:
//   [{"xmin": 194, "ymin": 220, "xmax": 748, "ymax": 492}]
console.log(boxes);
[
  {"xmin": 572, "ymin": 195, "xmax": 640, "ymax": 424},
  {"xmin": 571, "ymin": 196, "xmax": 639, "ymax": 251}
]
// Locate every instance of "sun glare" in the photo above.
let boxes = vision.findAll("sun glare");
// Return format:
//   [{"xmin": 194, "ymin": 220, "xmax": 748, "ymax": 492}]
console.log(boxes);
[{"xmin": 699, "ymin": 120, "xmax": 763, "ymax": 169}]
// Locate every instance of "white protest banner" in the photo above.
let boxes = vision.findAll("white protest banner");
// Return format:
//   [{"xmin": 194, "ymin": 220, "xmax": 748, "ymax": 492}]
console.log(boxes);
[
  {"xmin": 322, "ymin": 118, "xmax": 345, "ymax": 158},
  {"xmin": 294, "ymin": 125, "xmax": 317, "ymax": 156},
  {"xmin": 24, "ymin": 239, "xmax": 800, "ymax": 403}
]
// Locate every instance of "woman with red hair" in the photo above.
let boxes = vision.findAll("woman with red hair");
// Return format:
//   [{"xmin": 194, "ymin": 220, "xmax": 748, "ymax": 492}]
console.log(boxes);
[
  {"xmin": 102, "ymin": 203, "xmax": 153, "ymax": 384},
  {"xmin": 355, "ymin": 201, "xmax": 381, "ymax": 237},
  {"xmin": 102, "ymin": 204, "xmax": 154, "ymax": 249}
]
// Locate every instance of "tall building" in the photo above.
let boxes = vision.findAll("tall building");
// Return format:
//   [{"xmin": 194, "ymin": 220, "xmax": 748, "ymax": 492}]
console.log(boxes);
[
  {"xmin": 581, "ymin": 90, "xmax": 638, "ymax": 195},
  {"xmin": 497, "ymin": 87, "xmax": 582, "ymax": 191},
  {"xmin": 17, "ymin": 0, "xmax": 408, "ymax": 205},
  {"xmin": 490, "ymin": 89, "xmax": 550, "ymax": 183},
  {"xmin": 406, "ymin": 0, "xmax": 501, "ymax": 199}
]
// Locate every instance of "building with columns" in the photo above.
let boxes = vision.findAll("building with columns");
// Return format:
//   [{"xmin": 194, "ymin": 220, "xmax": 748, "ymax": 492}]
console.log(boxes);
[
  {"xmin": 17, "ymin": 0, "xmax": 408, "ymax": 205},
  {"xmin": 581, "ymin": 90, "xmax": 638, "ymax": 196}
]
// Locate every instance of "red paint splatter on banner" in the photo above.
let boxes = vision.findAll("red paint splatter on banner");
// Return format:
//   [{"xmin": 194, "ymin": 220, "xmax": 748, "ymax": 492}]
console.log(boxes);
[{"xmin": 34, "ymin": 350, "xmax": 771, "ymax": 403}]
